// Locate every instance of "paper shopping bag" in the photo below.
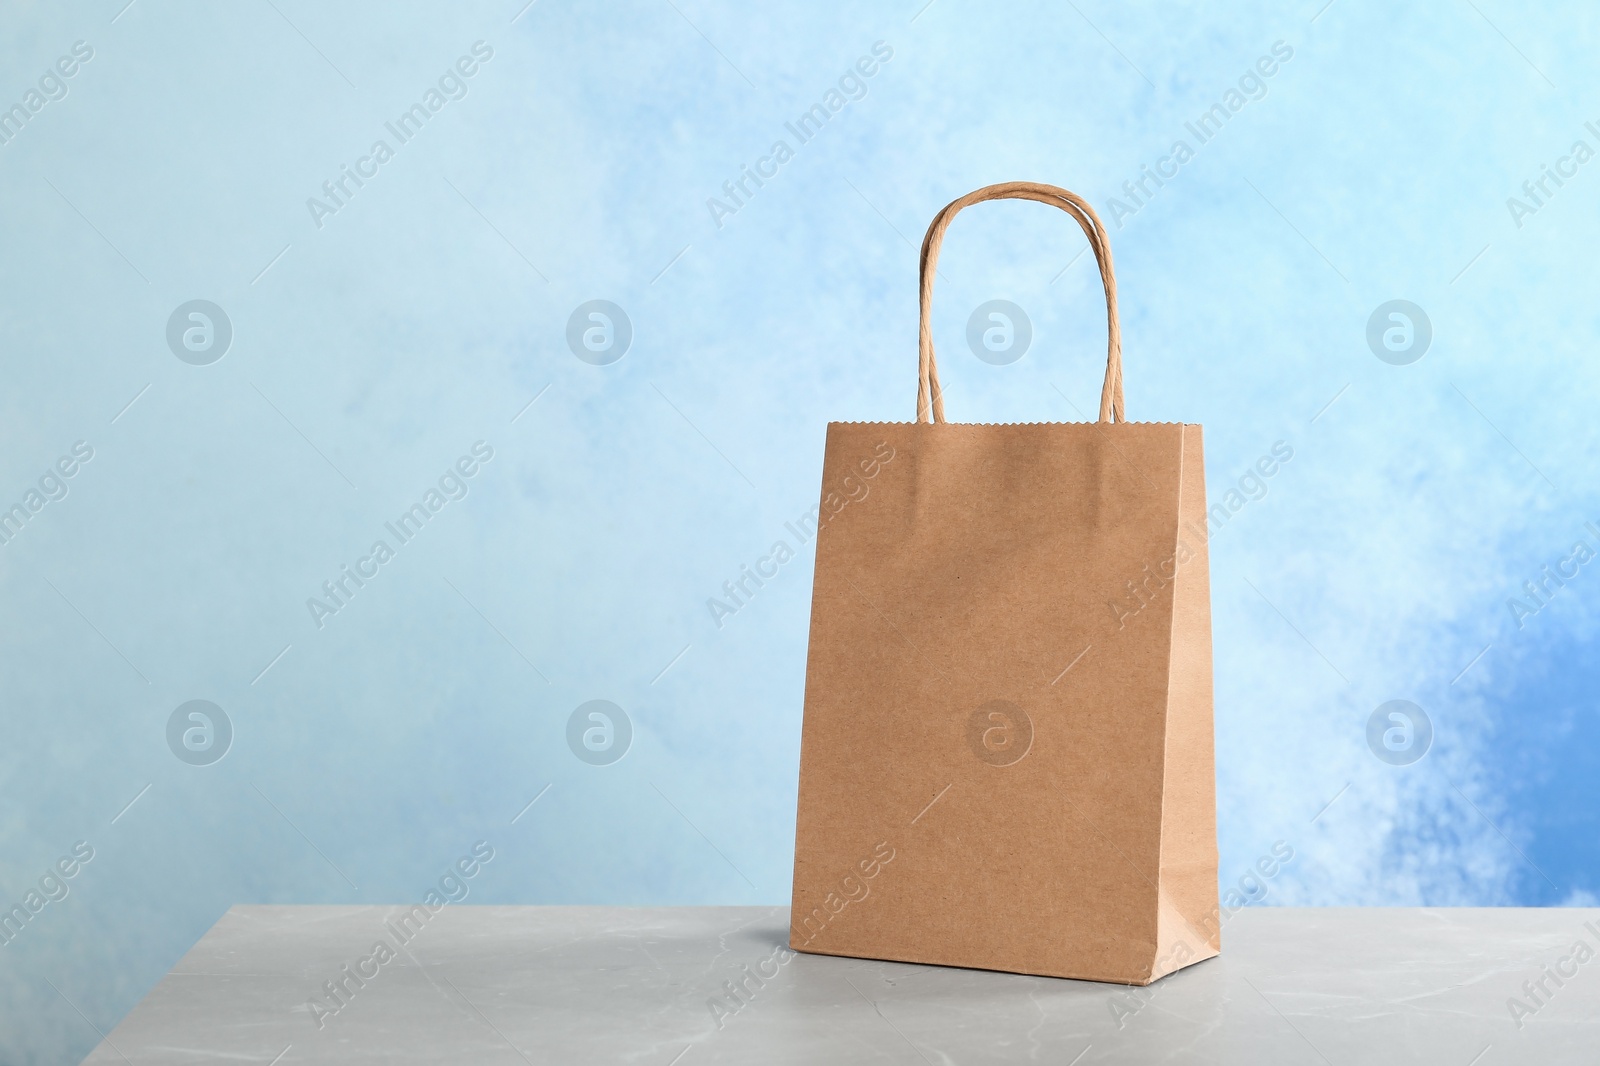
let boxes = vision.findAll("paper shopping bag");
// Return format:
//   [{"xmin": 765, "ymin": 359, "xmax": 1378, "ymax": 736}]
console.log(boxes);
[{"xmin": 789, "ymin": 182, "xmax": 1219, "ymax": 985}]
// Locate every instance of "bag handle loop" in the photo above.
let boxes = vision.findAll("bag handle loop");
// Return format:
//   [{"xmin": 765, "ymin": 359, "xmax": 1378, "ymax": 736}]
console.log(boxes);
[{"xmin": 917, "ymin": 181, "xmax": 1124, "ymax": 424}]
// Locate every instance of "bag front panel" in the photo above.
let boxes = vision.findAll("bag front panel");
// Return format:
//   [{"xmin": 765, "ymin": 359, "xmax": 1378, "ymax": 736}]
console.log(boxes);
[{"xmin": 792, "ymin": 421, "xmax": 1190, "ymax": 981}]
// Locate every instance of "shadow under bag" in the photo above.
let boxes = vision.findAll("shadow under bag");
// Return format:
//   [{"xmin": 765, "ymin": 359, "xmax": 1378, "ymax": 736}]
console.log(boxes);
[{"xmin": 789, "ymin": 181, "xmax": 1220, "ymax": 985}]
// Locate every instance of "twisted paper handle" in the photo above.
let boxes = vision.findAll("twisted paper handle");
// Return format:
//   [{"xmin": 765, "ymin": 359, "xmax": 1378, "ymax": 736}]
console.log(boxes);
[{"xmin": 917, "ymin": 181, "xmax": 1123, "ymax": 424}]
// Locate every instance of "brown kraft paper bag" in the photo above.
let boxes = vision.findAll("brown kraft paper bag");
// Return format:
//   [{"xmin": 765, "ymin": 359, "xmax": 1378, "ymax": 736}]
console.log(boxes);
[{"xmin": 789, "ymin": 181, "xmax": 1219, "ymax": 985}]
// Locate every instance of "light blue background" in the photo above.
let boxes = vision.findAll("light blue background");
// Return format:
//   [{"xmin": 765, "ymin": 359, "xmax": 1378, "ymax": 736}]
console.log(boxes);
[{"xmin": 2, "ymin": 0, "xmax": 1598, "ymax": 1060}]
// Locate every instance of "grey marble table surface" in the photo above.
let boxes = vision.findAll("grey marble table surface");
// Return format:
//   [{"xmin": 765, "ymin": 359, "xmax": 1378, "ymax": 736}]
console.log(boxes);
[{"xmin": 85, "ymin": 905, "xmax": 1600, "ymax": 1064}]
